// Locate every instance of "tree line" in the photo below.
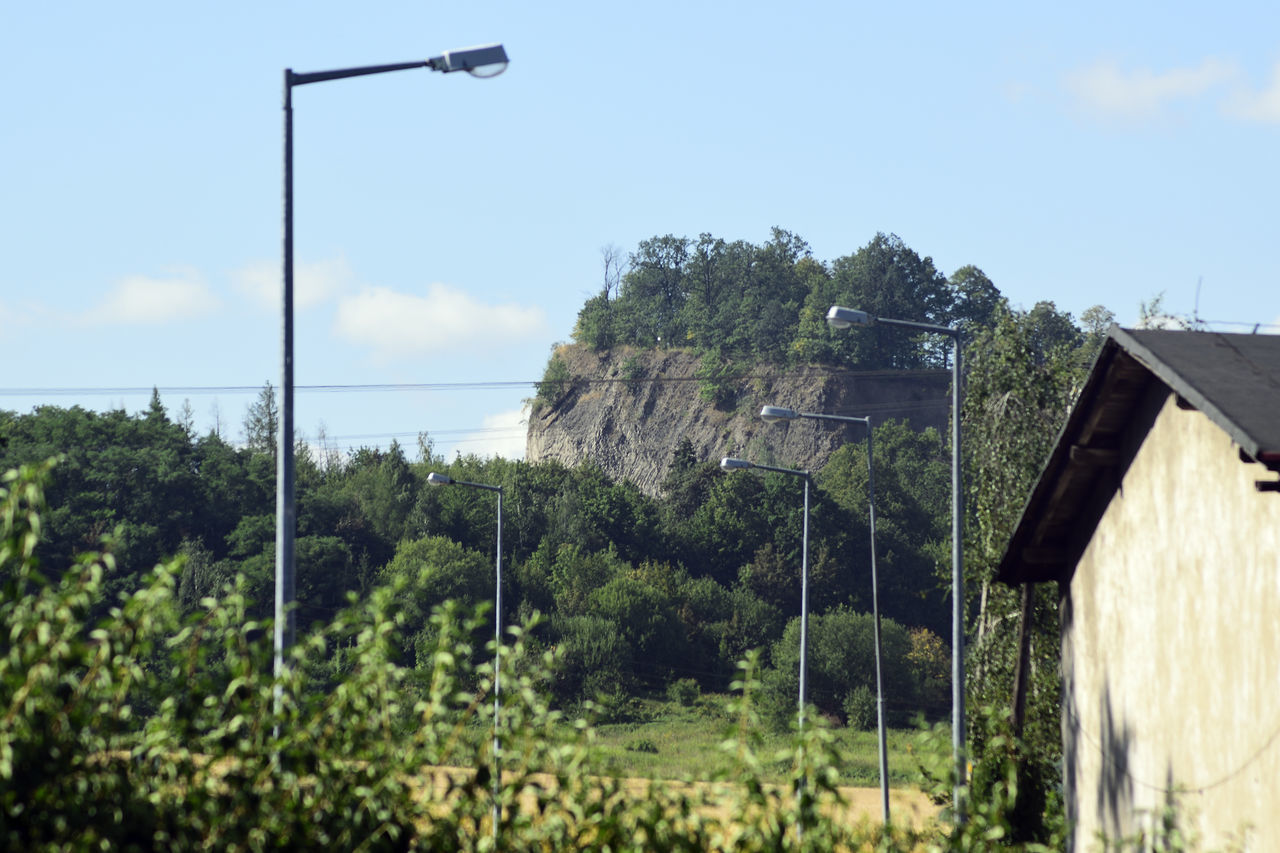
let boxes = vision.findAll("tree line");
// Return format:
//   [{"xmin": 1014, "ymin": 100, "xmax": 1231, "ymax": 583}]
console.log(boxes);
[
  {"xmin": 0, "ymin": 391, "xmax": 964, "ymax": 724},
  {"xmin": 572, "ymin": 230, "xmax": 1013, "ymax": 371}
]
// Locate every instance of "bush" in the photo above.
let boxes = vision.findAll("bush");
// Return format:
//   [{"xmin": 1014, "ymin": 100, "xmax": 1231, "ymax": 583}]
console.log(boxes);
[
  {"xmin": 667, "ymin": 677, "xmax": 700, "ymax": 707},
  {"xmin": 843, "ymin": 684, "xmax": 877, "ymax": 730},
  {"xmin": 694, "ymin": 349, "xmax": 737, "ymax": 408},
  {"xmin": 534, "ymin": 352, "xmax": 571, "ymax": 409},
  {"xmin": 621, "ymin": 354, "xmax": 646, "ymax": 390},
  {"xmin": 763, "ymin": 606, "xmax": 918, "ymax": 727},
  {"xmin": 625, "ymin": 738, "xmax": 659, "ymax": 754}
]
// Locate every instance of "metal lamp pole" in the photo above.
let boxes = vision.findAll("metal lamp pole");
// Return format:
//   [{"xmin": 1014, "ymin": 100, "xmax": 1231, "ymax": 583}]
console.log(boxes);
[
  {"xmin": 825, "ymin": 305, "xmax": 966, "ymax": 822},
  {"xmin": 720, "ymin": 458, "xmax": 812, "ymax": 728},
  {"xmin": 759, "ymin": 405, "xmax": 889, "ymax": 825},
  {"xmin": 427, "ymin": 472, "xmax": 504, "ymax": 839},
  {"xmin": 276, "ymin": 44, "xmax": 508, "ymax": 682}
]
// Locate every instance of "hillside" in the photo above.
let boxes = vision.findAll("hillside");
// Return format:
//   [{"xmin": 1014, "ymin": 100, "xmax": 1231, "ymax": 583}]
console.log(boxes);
[{"xmin": 526, "ymin": 344, "xmax": 952, "ymax": 496}]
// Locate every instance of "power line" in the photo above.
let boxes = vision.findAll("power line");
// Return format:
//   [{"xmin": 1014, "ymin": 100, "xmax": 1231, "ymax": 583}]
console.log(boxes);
[
  {"xmin": 0, "ymin": 381, "xmax": 537, "ymax": 397},
  {"xmin": 0, "ymin": 367, "xmax": 953, "ymax": 398}
]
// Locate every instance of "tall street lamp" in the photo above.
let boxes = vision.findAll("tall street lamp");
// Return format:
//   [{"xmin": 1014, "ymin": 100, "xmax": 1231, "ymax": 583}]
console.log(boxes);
[
  {"xmin": 276, "ymin": 44, "xmax": 509, "ymax": 684},
  {"xmin": 426, "ymin": 471, "xmax": 504, "ymax": 839},
  {"xmin": 825, "ymin": 305, "xmax": 967, "ymax": 821},
  {"xmin": 758, "ymin": 405, "xmax": 890, "ymax": 826},
  {"xmin": 719, "ymin": 458, "xmax": 813, "ymax": 730}
]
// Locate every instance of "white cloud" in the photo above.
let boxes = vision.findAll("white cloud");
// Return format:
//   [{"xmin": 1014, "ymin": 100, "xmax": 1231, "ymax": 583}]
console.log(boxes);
[
  {"xmin": 83, "ymin": 269, "xmax": 219, "ymax": 326},
  {"xmin": 0, "ymin": 299, "xmax": 34, "ymax": 329},
  {"xmin": 234, "ymin": 256, "xmax": 354, "ymax": 311},
  {"xmin": 457, "ymin": 406, "xmax": 528, "ymax": 459},
  {"xmin": 334, "ymin": 283, "xmax": 548, "ymax": 361},
  {"xmin": 1223, "ymin": 60, "xmax": 1280, "ymax": 123},
  {"xmin": 1064, "ymin": 57, "xmax": 1236, "ymax": 120}
]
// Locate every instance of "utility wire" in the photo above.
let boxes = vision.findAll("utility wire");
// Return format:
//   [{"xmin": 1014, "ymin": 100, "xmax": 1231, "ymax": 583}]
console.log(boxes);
[{"xmin": 0, "ymin": 367, "xmax": 952, "ymax": 398}]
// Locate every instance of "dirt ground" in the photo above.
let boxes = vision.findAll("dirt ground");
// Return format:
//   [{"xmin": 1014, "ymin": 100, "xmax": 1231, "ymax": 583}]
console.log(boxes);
[{"xmin": 423, "ymin": 767, "xmax": 942, "ymax": 831}]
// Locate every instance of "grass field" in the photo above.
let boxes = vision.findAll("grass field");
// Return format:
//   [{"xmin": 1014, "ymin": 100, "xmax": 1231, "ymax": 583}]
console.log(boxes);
[{"xmin": 574, "ymin": 693, "xmax": 947, "ymax": 790}]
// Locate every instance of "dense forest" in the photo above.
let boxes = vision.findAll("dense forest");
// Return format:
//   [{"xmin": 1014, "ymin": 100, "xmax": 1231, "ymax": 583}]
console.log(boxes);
[
  {"xmin": 0, "ymin": 391, "xmax": 962, "ymax": 725},
  {"xmin": 1, "ymin": 229, "xmax": 1120, "ymax": 845}
]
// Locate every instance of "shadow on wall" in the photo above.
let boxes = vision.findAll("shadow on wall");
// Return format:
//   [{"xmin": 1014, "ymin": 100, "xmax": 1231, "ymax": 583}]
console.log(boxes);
[
  {"xmin": 1096, "ymin": 681, "xmax": 1136, "ymax": 842},
  {"xmin": 1060, "ymin": 612, "xmax": 1140, "ymax": 848}
]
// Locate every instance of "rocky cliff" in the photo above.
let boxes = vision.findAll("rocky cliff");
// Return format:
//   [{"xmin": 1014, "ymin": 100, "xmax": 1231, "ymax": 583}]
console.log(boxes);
[{"xmin": 525, "ymin": 344, "xmax": 952, "ymax": 496}]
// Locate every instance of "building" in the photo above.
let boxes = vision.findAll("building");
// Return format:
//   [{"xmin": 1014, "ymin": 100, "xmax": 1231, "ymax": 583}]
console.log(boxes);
[{"xmin": 997, "ymin": 327, "xmax": 1280, "ymax": 850}]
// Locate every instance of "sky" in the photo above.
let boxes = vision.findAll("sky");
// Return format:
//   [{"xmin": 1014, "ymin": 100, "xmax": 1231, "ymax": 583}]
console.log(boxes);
[{"xmin": 4, "ymin": 2, "xmax": 1279, "ymax": 461}]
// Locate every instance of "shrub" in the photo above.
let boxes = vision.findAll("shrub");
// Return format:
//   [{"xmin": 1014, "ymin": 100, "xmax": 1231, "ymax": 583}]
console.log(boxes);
[
  {"xmin": 763, "ymin": 606, "xmax": 917, "ymax": 728},
  {"xmin": 844, "ymin": 684, "xmax": 877, "ymax": 731},
  {"xmin": 667, "ymin": 677, "xmax": 700, "ymax": 707},
  {"xmin": 621, "ymin": 354, "xmax": 646, "ymax": 390},
  {"xmin": 534, "ymin": 352, "xmax": 571, "ymax": 410},
  {"xmin": 694, "ymin": 349, "xmax": 737, "ymax": 408},
  {"xmin": 625, "ymin": 738, "xmax": 658, "ymax": 754}
]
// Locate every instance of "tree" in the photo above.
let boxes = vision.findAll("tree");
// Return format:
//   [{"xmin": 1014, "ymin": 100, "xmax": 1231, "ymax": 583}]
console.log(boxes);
[
  {"xmin": 618, "ymin": 234, "xmax": 690, "ymax": 347},
  {"xmin": 573, "ymin": 244, "xmax": 629, "ymax": 351},
  {"xmin": 730, "ymin": 227, "xmax": 811, "ymax": 362},
  {"xmin": 761, "ymin": 607, "xmax": 915, "ymax": 728},
  {"xmin": 794, "ymin": 233, "xmax": 953, "ymax": 369},
  {"xmin": 960, "ymin": 302, "xmax": 1103, "ymax": 839},
  {"xmin": 818, "ymin": 420, "xmax": 950, "ymax": 635},
  {"xmin": 381, "ymin": 535, "xmax": 494, "ymax": 667},
  {"xmin": 1079, "ymin": 304, "xmax": 1115, "ymax": 342},
  {"xmin": 1025, "ymin": 301, "xmax": 1083, "ymax": 361},
  {"xmin": 242, "ymin": 382, "xmax": 278, "ymax": 456},
  {"xmin": 587, "ymin": 571, "xmax": 689, "ymax": 687},
  {"xmin": 0, "ymin": 403, "xmax": 204, "ymax": 602},
  {"xmin": 948, "ymin": 265, "xmax": 1006, "ymax": 335}
]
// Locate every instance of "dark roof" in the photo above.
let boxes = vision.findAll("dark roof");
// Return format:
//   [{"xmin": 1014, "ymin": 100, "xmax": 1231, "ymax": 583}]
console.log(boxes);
[{"xmin": 996, "ymin": 326, "xmax": 1280, "ymax": 585}]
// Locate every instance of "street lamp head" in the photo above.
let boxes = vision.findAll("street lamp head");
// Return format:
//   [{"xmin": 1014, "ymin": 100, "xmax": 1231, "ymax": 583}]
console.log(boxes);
[
  {"xmin": 426, "ymin": 472, "xmax": 454, "ymax": 486},
  {"xmin": 760, "ymin": 405, "xmax": 800, "ymax": 424},
  {"xmin": 428, "ymin": 44, "xmax": 509, "ymax": 77},
  {"xmin": 720, "ymin": 457, "xmax": 753, "ymax": 471},
  {"xmin": 826, "ymin": 305, "xmax": 873, "ymax": 329}
]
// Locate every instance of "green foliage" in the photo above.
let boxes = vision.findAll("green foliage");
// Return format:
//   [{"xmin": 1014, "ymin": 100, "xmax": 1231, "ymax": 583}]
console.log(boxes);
[
  {"xmin": 552, "ymin": 613, "xmax": 634, "ymax": 702},
  {"xmin": 694, "ymin": 349, "xmax": 738, "ymax": 408},
  {"xmin": 573, "ymin": 292, "xmax": 617, "ymax": 350},
  {"xmin": 241, "ymin": 382, "xmax": 278, "ymax": 455},
  {"xmin": 762, "ymin": 607, "xmax": 916, "ymax": 730},
  {"xmin": 915, "ymin": 706, "xmax": 1067, "ymax": 850},
  {"xmin": 819, "ymin": 419, "xmax": 951, "ymax": 636},
  {"xmin": 956, "ymin": 301, "xmax": 1111, "ymax": 842},
  {"xmin": 621, "ymin": 353, "xmax": 646, "ymax": 389},
  {"xmin": 792, "ymin": 232, "xmax": 968, "ymax": 370},
  {"xmin": 905, "ymin": 626, "xmax": 950, "ymax": 716},
  {"xmin": 961, "ymin": 308, "xmax": 1095, "ymax": 713},
  {"xmin": 21, "ymin": 457, "xmax": 1205, "ymax": 850},
  {"xmin": 572, "ymin": 229, "xmax": 1001, "ymax": 375},
  {"xmin": 0, "ymin": 403, "xmax": 210, "ymax": 593},
  {"xmin": 588, "ymin": 571, "xmax": 689, "ymax": 679},
  {"xmin": 667, "ymin": 677, "xmax": 700, "ymax": 707},
  {"xmin": 381, "ymin": 535, "xmax": 494, "ymax": 667},
  {"xmin": 843, "ymin": 684, "xmax": 877, "ymax": 731},
  {"xmin": 533, "ymin": 351, "xmax": 572, "ymax": 410}
]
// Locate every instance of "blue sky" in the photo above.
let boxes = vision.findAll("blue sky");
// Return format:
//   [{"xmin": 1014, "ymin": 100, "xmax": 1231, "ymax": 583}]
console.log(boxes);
[{"xmin": 4, "ymin": 2, "xmax": 1278, "ymax": 459}]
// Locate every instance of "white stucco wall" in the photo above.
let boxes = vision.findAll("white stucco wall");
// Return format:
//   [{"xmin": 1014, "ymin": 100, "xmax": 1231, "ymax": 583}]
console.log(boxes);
[{"xmin": 1064, "ymin": 393, "xmax": 1280, "ymax": 851}]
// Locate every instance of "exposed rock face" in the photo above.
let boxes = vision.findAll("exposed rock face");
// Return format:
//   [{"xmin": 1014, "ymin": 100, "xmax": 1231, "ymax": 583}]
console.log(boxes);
[{"xmin": 526, "ymin": 345, "xmax": 952, "ymax": 496}]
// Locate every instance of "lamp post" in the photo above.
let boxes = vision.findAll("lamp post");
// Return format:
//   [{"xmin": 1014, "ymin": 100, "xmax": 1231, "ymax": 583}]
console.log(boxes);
[
  {"xmin": 426, "ymin": 471, "xmax": 504, "ymax": 839},
  {"xmin": 719, "ymin": 458, "xmax": 812, "ymax": 730},
  {"xmin": 825, "ymin": 305, "xmax": 967, "ymax": 822},
  {"xmin": 758, "ymin": 405, "xmax": 889, "ymax": 825},
  {"xmin": 276, "ymin": 44, "xmax": 509, "ymax": 685}
]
